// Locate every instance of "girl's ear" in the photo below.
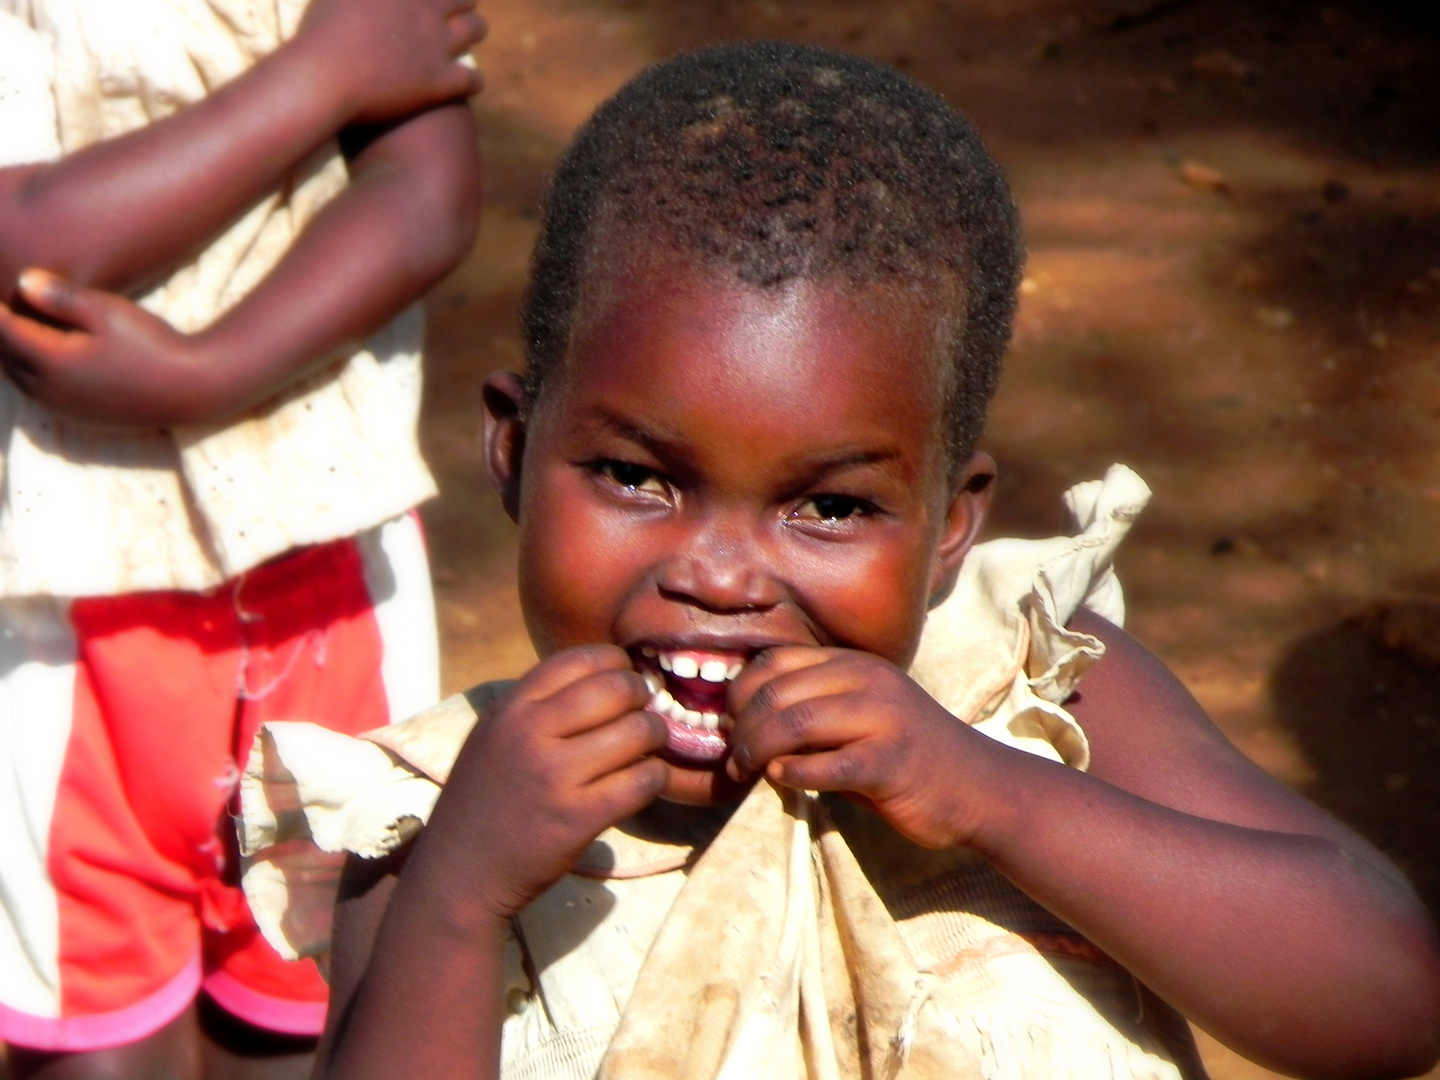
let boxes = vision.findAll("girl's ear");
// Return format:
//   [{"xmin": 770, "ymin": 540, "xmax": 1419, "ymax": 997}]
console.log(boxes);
[
  {"xmin": 482, "ymin": 370, "xmax": 528, "ymax": 523},
  {"xmin": 927, "ymin": 451, "xmax": 996, "ymax": 608}
]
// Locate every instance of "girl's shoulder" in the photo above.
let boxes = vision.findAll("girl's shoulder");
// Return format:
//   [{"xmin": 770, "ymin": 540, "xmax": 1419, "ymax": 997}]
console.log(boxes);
[{"xmin": 1065, "ymin": 609, "xmax": 1392, "ymax": 866}]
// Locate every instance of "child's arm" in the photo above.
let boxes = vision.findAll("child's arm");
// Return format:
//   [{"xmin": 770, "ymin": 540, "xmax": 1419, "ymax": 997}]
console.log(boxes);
[
  {"xmin": 726, "ymin": 621, "xmax": 1440, "ymax": 1079},
  {"xmin": 0, "ymin": 98, "xmax": 480, "ymax": 425},
  {"xmin": 319, "ymin": 646, "xmax": 669, "ymax": 1080},
  {"xmin": 0, "ymin": 0, "xmax": 483, "ymax": 302}
]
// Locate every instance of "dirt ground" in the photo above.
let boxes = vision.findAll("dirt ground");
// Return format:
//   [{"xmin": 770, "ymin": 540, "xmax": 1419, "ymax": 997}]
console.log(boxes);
[{"xmin": 416, "ymin": 2, "xmax": 1440, "ymax": 1076}]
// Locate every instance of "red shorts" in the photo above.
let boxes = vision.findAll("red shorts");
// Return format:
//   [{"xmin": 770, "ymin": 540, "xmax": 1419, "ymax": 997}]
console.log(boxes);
[{"xmin": 0, "ymin": 515, "xmax": 438, "ymax": 1052}]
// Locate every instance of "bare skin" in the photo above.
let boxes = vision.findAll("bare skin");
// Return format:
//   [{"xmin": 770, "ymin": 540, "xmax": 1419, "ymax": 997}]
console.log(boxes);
[
  {"xmin": 0, "ymin": 0, "xmax": 484, "ymax": 426},
  {"xmin": 319, "ymin": 263, "xmax": 1440, "ymax": 1080},
  {"xmin": 0, "ymin": 0, "xmax": 482, "ymax": 1073},
  {"xmin": 7, "ymin": 999, "xmax": 317, "ymax": 1080},
  {"xmin": 0, "ymin": 0, "xmax": 484, "ymax": 302}
]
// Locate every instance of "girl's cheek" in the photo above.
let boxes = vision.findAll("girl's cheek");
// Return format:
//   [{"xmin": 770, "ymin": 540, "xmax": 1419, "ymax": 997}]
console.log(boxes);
[{"xmin": 790, "ymin": 541, "xmax": 927, "ymax": 658}]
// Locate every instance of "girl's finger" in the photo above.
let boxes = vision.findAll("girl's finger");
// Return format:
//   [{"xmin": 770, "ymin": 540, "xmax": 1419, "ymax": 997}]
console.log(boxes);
[
  {"xmin": 727, "ymin": 645, "xmax": 838, "ymax": 717},
  {"xmin": 557, "ymin": 709, "xmax": 668, "ymax": 783},
  {"xmin": 448, "ymin": 10, "xmax": 487, "ymax": 49},
  {"xmin": 15, "ymin": 269, "xmax": 108, "ymax": 333},
  {"xmin": 730, "ymin": 650, "xmax": 875, "ymax": 731},
  {"xmin": 728, "ymin": 692, "xmax": 876, "ymax": 780},
  {"xmin": 764, "ymin": 745, "xmax": 879, "ymax": 795},
  {"xmin": 443, "ymin": 60, "xmax": 483, "ymax": 98},
  {"xmin": 579, "ymin": 755, "xmax": 669, "ymax": 823},
  {"xmin": 534, "ymin": 665, "xmax": 652, "ymax": 738},
  {"xmin": 511, "ymin": 644, "xmax": 635, "ymax": 704},
  {"xmin": 0, "ymin": 301, "xmax": 75, "ymax": 366}
]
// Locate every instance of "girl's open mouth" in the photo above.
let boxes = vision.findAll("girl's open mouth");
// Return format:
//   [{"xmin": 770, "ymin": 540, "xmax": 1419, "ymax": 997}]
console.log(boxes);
[{"xmin": 634, "ymin": 647, "xmax": 745, "ymax": 763}]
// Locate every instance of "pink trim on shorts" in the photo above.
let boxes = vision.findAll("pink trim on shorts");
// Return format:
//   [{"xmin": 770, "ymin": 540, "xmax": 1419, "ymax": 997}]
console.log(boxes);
[
  {"xmin": 0, "ymin": 952, "xmax": 200, "ymax": 1053},
  {"xmin": 202, "ymin": 969, "xmax": 326, "ymax": 1037}
]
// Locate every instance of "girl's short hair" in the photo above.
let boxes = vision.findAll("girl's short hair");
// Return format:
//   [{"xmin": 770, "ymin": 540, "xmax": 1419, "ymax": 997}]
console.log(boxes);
[{"xmin": 522, "ymin": 40, "xmax": 1023, "ymax": 465}]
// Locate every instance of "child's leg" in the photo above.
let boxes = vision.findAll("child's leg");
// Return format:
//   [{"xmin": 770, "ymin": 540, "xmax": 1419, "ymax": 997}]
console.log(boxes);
[
  {"xmin": 7, "ymin": 1000, "xmax": 314, "ymax": 1080},
  {"xmin": 196, "ymin": 996, "xmax": 315, "ymax": 1080},
  {"xmin": 6, "ymin": 1006, "xmax": 202, "ymax": 1079}
]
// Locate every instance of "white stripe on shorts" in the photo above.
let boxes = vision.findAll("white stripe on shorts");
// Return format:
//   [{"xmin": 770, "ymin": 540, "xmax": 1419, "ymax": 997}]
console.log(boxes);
[
  {"xmin": 357, "ymin": 513, "xmax": 440, "ymax": 724},
  {"xmin": 0, "ymin": 598, "xmax": 78, "ymax": 1019}
]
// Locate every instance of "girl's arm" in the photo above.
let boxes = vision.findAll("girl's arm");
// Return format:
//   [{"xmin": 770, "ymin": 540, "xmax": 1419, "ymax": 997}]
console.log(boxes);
[
  {"xmin": 989, "ymin": 609, "xmax": 1440, "ymax": 1078},
  {"xmin": 320, "ymin": 831, "xmax": 511, "ymax": 1080},
  {"xmin": 0, "ymin": 99, "xmax": 480, "ymax": 426},
  {"xmin": 183, "ymin": 100, "xmax": 481, "ymax": 419},
  {"xmin": 0, "ymin": 0, "xmax": 483, "ymax": 302},
  {"xmin": 318, "ymin": 646, "xmax": 670, "ymax": 1080},
  {"xmin": 728, "ymin": 629, "xmax": 1440, "ymax": 1080}
]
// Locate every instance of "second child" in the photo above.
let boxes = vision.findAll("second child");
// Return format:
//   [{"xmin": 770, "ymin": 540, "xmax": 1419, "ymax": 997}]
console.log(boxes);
[{"xmin": 0, "ymin": 0, "xmax": 484, "ymax": 1075}]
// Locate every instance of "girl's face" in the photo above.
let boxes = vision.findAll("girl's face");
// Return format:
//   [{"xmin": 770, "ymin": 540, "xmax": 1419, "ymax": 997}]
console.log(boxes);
[{"xmin": 484, "ymin": 258, "xmax": 993, "ymax": 805}]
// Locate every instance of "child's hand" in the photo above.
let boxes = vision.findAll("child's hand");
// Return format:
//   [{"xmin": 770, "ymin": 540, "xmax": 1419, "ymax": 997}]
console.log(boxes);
[
  {"xmin": 421, "ymin": 645, "xmax": 669, "ymax": 922},
  {"xmin": 295, "ymin": 0, "xmax": 486, "ymax": 126},
  {"xmin": 0, "ymin": 270, "xmax": 227, "ymax": 426},
  {"xmin": 726, "ymin": 647, "xmax": 1004, "ymax": 850}
]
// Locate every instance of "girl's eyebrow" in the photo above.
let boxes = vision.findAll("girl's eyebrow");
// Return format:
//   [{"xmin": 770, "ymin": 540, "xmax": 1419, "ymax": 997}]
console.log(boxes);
[
  {"xmin": 799, "ymin": 449, "xmax": 901, "ymax": 473},
  {"xmin": 580, "ymin": 406, "xmax": 693, "ymax": 463},
  {"xmin": 590, "ymin": 408, "xmax": 685, "ymax": 455},
  {"xmin": 784, "ymin": 449, "xmax": 912, "ymax": 492},
  {"xmin": 579, "ymin": 406, "xmax": 911, "ymax": 483}
]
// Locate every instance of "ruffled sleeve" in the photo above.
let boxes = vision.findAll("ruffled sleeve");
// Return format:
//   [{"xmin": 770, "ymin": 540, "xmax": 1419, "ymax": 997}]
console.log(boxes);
[
  {"xmin": 238, "ymin": 690, "xmax": 493, "ymax": 961},
  {"xmin": 909, "ymin": 463, "xmax": 1151, "ymax": 768}
]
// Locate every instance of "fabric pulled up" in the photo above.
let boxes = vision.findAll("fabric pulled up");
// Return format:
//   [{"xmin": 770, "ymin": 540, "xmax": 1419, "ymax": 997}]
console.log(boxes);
[{"xmin": 240, "ymin": 465, "xmax": 1202, "ymax": 1079}]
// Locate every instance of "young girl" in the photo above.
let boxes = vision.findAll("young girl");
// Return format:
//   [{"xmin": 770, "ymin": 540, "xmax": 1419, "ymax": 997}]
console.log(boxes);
[{"xmin": 241, "ymin": 42, "xmax": 1440, "ymax": 1080}]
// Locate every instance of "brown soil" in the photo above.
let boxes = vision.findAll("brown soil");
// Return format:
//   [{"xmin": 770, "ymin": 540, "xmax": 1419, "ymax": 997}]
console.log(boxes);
[{"xmin": 419, "ymin": 3, "xmax": 1440, "ymax": 1077}]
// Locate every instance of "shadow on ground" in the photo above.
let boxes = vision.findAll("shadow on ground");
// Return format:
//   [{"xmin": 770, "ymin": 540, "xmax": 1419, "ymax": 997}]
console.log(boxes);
[{"xmin": 1273, "ymin": 605, "xmax": 1440, "ymax": 916}]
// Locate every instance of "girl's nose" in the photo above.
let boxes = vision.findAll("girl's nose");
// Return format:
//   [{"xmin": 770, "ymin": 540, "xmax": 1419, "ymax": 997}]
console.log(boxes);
[{"xmin": 655, "ymin": 512, "xmax": 782, "ymax": 614}]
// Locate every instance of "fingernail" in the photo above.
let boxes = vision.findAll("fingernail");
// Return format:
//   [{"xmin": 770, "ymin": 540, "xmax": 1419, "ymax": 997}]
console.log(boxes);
[{"xmin": 17, "ymin": 269, "xmax": 50, "ymax": 299}]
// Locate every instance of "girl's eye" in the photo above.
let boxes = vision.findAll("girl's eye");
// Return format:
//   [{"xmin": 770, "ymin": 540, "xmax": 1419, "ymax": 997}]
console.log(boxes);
[
  {"xmin": 595, "ymin": 459, "xmax": 667, "ymax": 495},
  {"xmin": 792, "ymin": 494, "xmax": 874, "ymax": 523}
]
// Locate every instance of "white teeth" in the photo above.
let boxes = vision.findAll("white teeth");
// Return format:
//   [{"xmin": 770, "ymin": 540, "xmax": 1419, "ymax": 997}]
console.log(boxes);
[
  {"xmin": 647, "ymin": 687, "xmax": 731, "ymax": 733},
  {"xmin": 699, "ymin": 659, "xmax": 728, "ymax": 683},
  {"xmin": 651, "ymin": 688, "xmax": 681, "ymax": 721},
  {"xmin": 641, "ymin": 646, "xmax": 656, "ymax": 658},
  {"xmin": 654, "ymin": 652, "xmax": 744, "ymax": 682},
  {"xmin": 643, "ymin": 671, "xmax": 662, "ymax": 695}
]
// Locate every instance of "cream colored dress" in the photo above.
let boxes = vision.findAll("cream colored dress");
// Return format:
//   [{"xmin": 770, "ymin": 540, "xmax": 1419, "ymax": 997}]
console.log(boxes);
[
  {"xmin": 0, "ymin": 0, "xmax": 437, "ymax": 598},
  {"xmin": 240, "ymin": 465, "xmax": 1208, "ymax": 1080}
]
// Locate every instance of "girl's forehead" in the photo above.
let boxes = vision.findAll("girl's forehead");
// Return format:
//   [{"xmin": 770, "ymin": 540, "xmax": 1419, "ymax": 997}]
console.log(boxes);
[
  {"xmin": 560, "ymin": 256, "xmax": 954, "ymax": 400},
  {"xmin": 539, "ymin": 264, "xmax": 955, "ymax": 486}
]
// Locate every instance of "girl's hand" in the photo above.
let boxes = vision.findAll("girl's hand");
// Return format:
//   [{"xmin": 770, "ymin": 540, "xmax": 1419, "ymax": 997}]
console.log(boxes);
[
  {"xmin": 0, "ymin": 270, "xmax": 228, "ymax": 426},
  {"xmin": 295, "ymin": 0, "xmax": 486, "ymax": 126},
  {"xmin": 726, "ymin": 646, "xmax": 1005, "ymax": 850},
  {"xmin": 418, "ymin": 645, "xmax": 669, "ymax": 923}
]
